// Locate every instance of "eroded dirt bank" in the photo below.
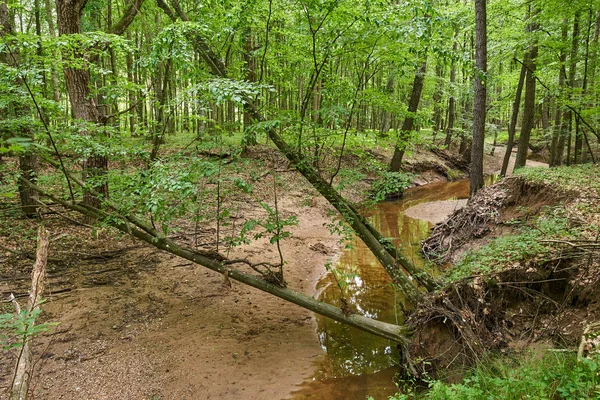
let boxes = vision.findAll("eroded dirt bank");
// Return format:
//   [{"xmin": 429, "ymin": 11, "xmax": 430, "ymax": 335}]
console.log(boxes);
[{"xmin": 407, "ymin": 171, "xmax": 600, "ymax": 377}]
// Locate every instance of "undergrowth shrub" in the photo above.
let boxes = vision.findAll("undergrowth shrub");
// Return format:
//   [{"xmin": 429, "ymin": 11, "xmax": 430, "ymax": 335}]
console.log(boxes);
[{"xmin": 376, "ymin": 352, "xmax": 600, "ymax": 399}]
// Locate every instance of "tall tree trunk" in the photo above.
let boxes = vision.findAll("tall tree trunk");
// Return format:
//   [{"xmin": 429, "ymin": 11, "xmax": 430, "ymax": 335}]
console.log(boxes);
[
  {"xmin": 551, "ymin": 21, "xmax": 570, "ymax": 166},
  {"xmin": 444, "ymin": 32, "xmax": 459, "ymax": 148},
  {"xmin": 56, "ymin": 0, "xmax": 144, "ymax": 211},
  {"xmin": 389, "ymin": 61, "xmax": 427, "ymax": 172},
  {"xmin": 500, "ymin": 63, "xmax": 526, "ymax": 176},
  {"xmin": 1, "ymin": 0, "xmax": 39, "ymax": 217},
  {"xmin": 575, "ymin": 8, "xmax": 593, "ymax": 164},
  {"xmin": 563, "ymin": 12, "xmax": 581, "ymax": 166},
  {"xmin": 57, "ymin": 0, "xmax": 108, "ymax": 211},
  {"xmin": 43, "ymin": 0, "xmax": 61, "ymax": 103},
  {"xmin": 514, "ymin": 8, "xmax": 539, "ymax": 171},
  {"xmin": 432, "ymin": 63, "xmax": 443, "ymax": 142},
  {"xmin": 471, "ymin": 0, "xmax": 487, "ymax": 197}
]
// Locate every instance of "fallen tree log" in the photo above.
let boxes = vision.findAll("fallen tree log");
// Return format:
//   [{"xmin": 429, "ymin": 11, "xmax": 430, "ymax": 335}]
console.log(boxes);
[
  {"xmin": 154, "ymin": 0, "xmax": 440, "ymax": 301},
  {"xmin": 21, "ymin": 178, "xmax": 411, "ymax": 343}
]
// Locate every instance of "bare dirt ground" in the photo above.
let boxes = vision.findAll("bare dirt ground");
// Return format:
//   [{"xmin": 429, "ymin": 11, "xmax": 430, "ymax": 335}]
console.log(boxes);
[{"xmin": 1, "ymin": 166, "xmax": 342, "ymax": 399}]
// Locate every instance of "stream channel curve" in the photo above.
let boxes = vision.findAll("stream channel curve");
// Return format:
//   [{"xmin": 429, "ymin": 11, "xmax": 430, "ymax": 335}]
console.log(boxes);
[{"xmin": 291, "ymin": 178, "xmax": 495, "ymax": 399}]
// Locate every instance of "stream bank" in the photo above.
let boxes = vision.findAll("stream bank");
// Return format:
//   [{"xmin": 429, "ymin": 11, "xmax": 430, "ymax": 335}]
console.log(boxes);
[{"xmin": 0, "ymin": 145, "xmax": 559, "ymax": 399}]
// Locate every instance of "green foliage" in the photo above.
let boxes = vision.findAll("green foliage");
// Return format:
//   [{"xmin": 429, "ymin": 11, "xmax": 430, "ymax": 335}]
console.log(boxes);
[
  {"xmin": 370, "ymin": 171, "xmax": 416, "ymax": 203},
  {"xmin": 515, "ymin": 165, "xmax": 600, "ymax": 194},
  {"xmin": 446, "ymin": 212, "xmax": 576, "ymax": 282},
  {"xmin": 0, "ymin": 304, "xmax": 58, "ymax": 351},
  {"xmin": 227, "ymin": 200, "xmax": 298, "ymax": 248},
  {"xmin": 400, "ymin": 352, "xmax": 600, "ymax": 400}
]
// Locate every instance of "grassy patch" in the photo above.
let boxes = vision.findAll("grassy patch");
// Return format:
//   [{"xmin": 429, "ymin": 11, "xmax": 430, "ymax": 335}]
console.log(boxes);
[
  {"xmin": 515, "ymin": 164, "xmax": 600, "ymax": 194},
  {"xmin": 445, "ymin": 211, "xmax": 578, "ymax": 283},
  {"xmin": 382, "ymin": 352, "xmax": 600, "ymax": 399}
]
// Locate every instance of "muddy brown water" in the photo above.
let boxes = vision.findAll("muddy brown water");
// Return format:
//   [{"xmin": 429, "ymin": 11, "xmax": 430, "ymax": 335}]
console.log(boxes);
[{"xmin": 290, "ymin": 178, "xmax": 495, "ymax": 400}]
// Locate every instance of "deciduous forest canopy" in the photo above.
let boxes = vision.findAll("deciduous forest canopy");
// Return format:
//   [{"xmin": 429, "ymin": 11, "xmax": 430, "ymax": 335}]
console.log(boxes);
[{"xmin": 1, "ymin": 0, "xmax": 600, "ymax": 398}]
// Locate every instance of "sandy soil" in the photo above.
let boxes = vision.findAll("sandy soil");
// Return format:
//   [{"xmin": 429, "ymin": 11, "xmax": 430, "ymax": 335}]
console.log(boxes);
[
  {"xmin": 404, "ymin": 199, "xmax": 468, "ymax": 225},
  {"xmin": 1, "ymin": 181, "xmax": 342, "ymax": 400}
]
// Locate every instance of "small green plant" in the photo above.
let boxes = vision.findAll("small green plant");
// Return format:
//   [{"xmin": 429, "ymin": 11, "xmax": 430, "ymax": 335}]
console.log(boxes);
[
  {"xmin": 370, "ymin": 171, "xmax": 416, "ymax": 203},
  {"xmin": 0, "ymin": 303, "xmax": 57, "ymax": 351},
  {"xmin": 373, "ymin": 351, "xmax": 600, "ymax": 400},
  {"xmin": 445, "ymin": 212, "xmax": 577, "ymax": 283}
]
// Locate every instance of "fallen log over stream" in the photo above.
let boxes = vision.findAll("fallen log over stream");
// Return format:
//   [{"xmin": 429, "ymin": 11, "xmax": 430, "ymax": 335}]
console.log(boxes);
[{"xmin": 22, "ymin": 177, "xmax": 411, "ymax": 344}]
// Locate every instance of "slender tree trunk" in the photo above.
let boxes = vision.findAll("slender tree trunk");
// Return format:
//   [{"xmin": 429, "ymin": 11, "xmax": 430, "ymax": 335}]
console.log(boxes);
[
  {"xmin": 444, "ymin": 32, "xmax": 459, "ymax": 148},
  {"xmin": 432, "ymin": 63, "xmax": 443, "ymax": 142},
  {"xmin": 1, "ymin": 0, "xmax": 39, "ymax": 217},
  {"xmin": 514, "ymin": 8, "xmax": 539, "ymax": 171},
  {"xmin": 500, "ymin": 63, "xmax": 526, "ymax": 176},
  {"xmin": 126, "ymin": 31, "xmax": 136, "ymax": 136},
  {"xmin": 389, "ymin": 61, "xmax": 427, "ymax": 172},
  {"xmin": 43, "ymin": 0, "xmax": 61, "ymax": 103},
  {"xmin": 471, "ymin": 0, "xmax": 487, "ymax": 197}
]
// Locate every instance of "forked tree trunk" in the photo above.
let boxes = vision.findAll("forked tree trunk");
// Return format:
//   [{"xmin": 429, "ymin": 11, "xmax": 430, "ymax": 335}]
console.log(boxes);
[
  {"xmin": 389, "ymin": 61, "xmax": 427, "ymax": 172},
  {"xmin": 500, "ymin": 63, "xmax": 526, "ymax": 176}
]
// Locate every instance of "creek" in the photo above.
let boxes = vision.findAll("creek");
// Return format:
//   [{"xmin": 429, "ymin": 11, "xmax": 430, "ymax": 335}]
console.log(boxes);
[{"xmin": 290, "ymin": 178, "xmax": 481, "ymax": 399}]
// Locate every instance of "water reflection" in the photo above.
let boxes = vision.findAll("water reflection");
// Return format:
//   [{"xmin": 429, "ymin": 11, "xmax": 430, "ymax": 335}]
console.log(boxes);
[{"xmin": 291, "ymin": 178, "xmax": 485, "ymax": 400}]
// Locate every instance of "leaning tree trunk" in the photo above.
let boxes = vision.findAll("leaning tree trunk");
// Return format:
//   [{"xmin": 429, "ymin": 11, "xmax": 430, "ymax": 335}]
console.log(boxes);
[
  {"xmin": 389, "ymin": 61, "xmax": 427, "ymax": 172},
  {"xmin": 23, "ymin": 174, "xmax": 411, "ymax": 343},
  {"xmin": 156, "ymin": 0, "xmax": 440, "ymax": 303}
]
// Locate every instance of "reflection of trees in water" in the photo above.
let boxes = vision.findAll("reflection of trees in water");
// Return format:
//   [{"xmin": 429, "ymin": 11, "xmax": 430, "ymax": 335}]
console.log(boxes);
[{"xmin": 315, "ymin": 180, "xmax": 475, "ymax": 378}]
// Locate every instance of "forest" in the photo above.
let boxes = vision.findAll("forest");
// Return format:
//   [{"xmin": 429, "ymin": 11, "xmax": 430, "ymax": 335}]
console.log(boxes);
[{"xmin": 1, "ymin": 0, "xmax": 600, "ymax": 398}]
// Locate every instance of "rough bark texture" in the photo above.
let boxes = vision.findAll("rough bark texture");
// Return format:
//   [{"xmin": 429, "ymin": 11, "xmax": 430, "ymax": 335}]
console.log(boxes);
[
  {"xmin": 57, "ymin": 0, "xmax": 108, "ymax": 211},
  {"xmin": 56, "ymin": 0, "xmax": 144, "ymax": 211},
  {"xmin": 389, "ymin": 61, "xmax": 427, "ymax": 172},
  {"xmin": 470, "ymin": 0, "xmax": 487, "ymax": 197},
  {"xmin": 10, "ymin": 226, "xmax": 49, "ymax": 400}
]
